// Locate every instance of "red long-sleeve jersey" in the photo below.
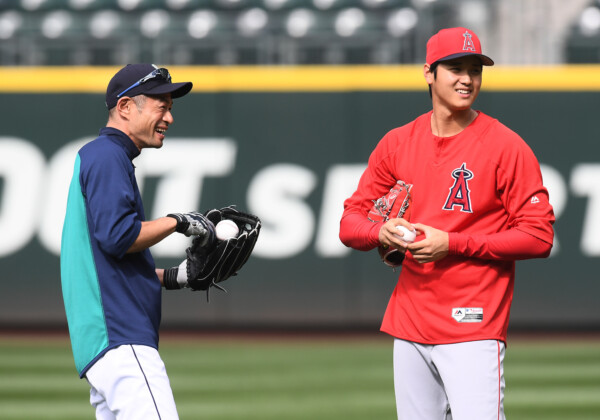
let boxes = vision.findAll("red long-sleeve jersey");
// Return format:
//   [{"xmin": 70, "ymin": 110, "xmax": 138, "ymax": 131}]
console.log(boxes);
[{"xmin": 340, "ymin": 111, "xmax": 554, "ymax": 344}]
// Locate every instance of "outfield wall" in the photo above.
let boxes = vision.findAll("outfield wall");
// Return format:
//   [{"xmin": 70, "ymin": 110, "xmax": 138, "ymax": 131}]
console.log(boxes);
[{"xmin": 1, "ymin": 66, "xmax": 598, "ymax": 330}]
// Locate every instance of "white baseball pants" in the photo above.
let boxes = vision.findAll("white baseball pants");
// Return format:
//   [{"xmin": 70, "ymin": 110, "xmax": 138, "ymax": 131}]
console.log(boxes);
[
  {"xmin": 393, "ymin": 339, "xmax": 506, "ymax": 420},
  {"xmin": 85, "ymin": 344, "xmax": 179, "ymax": 420}
]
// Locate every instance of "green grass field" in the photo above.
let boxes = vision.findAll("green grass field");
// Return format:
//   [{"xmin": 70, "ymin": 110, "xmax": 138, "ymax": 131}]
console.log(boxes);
[{"xmin": 0, "ymin": 333, "xmax": 599, "ymax": 419}]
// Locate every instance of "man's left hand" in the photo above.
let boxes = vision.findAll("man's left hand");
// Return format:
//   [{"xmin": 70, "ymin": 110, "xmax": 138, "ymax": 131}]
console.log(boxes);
[{"xmin": 406, "ymin": 223, "xmax": 449, "ymax": 263}]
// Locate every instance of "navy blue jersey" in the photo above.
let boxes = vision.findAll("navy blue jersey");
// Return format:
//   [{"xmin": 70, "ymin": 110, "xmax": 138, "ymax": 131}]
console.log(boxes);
[{"xmin": 61, "ymin": 127, "xmax": 161, "ymax": 377}]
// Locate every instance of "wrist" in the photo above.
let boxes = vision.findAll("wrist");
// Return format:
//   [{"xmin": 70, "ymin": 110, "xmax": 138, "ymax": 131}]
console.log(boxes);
[
  {"xmin": 166, "ymin": 213, "xmax": 188, "ymax": 233},
  {"xmin": 163, "ymin": 267, "xmax": 181, "ymax": 289},
  {"xmin": 164, "ymin": 260, "xmax": 189, "ymax": 289}
]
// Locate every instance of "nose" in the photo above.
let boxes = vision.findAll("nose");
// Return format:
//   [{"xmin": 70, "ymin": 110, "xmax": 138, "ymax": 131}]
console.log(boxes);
[
  {"xmin": 459, "ymin": 71, "xmax": 472, "ymax": 85},
  {"xmin": 164, "ymin": 110, "xmax": 174, "ymax": 124}
]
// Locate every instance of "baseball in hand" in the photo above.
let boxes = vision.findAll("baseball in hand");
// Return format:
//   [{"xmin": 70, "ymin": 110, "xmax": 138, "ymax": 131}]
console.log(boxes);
[
  {"xmin": 394, "ymin": 225, "xmax": 416, "ymax": 243},
  {"xmin": 215, "ymin": 219, "xmax": 239, "ymax": 240}
]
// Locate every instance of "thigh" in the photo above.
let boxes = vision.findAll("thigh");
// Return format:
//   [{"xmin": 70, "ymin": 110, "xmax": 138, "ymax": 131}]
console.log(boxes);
[
  {"xmin": 433, "ymin": 340, "xmax": 506, "ymax": 420},
  {"xmin": 86, "ymin": 345, "xmax": 179, "ymax": 420},
  {"xmin": 393, "ymin": 339, "xmax": 451, "ymax": 420}
]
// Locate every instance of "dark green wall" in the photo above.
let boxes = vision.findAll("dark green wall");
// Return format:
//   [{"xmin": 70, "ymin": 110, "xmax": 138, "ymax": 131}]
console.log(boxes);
[{"xmin": 0, "ymin": 90, "xmax": 597, "ymax": 330}]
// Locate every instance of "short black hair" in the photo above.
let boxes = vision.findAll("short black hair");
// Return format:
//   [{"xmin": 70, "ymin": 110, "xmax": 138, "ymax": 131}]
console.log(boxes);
[{"xmin": 428, "ymin": 62, "xmax": 439, "ymax": 99}]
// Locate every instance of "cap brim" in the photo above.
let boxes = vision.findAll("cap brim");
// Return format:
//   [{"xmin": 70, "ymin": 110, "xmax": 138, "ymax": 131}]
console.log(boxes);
[
  {"xmin": 141, "ymin": 81, "xmax": 193, "ymax": 99},
  {"xmin": 435, "ymin": 52, "xmax": 494, "ymax": 66}
]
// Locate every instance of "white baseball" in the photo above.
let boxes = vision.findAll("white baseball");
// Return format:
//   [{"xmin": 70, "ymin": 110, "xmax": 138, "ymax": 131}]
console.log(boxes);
[
  {"xmin": 394, "ymin": 225, "xmax": 416, "ymax": 243},
  {"xmin": 215, "ymin": 219, "xmax": 239, "ymax": 240}
]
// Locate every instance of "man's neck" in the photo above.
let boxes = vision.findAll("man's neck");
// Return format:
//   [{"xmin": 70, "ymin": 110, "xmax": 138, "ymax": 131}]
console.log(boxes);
[{"xmin": 430, "ymin": 108, "xmax": 477, "ymax": 137}]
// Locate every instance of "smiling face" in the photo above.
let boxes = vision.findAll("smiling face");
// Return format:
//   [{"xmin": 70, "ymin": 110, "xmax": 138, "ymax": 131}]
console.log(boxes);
[
  {"xmin": 125, "ymin": 93, "xmax": 174, "ymax": 150},
  {"xmin": 425, "ymin": 55, "xmax": 483, "ymax": 113}
]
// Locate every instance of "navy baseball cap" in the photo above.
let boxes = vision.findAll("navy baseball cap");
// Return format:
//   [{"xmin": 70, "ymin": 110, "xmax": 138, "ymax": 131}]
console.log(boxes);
[{"xmin": 105, "ymin": 63, "xmax": 193, "ymax": 109}]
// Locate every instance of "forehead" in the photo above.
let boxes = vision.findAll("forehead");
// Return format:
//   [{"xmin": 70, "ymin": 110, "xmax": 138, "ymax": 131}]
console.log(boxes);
[
  {"xmin": 146, "ymin": 93, "xmax": 173, "ymax": 106},
  {"xmin": 440, "ymin": 56, "xmax": 483, "ymax": 67}
]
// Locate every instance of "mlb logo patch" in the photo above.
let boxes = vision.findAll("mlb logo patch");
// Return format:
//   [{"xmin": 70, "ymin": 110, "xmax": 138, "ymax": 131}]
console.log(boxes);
[{"xmin": 452, "ymin": 307, "xmax": 483, "ymax": 323}]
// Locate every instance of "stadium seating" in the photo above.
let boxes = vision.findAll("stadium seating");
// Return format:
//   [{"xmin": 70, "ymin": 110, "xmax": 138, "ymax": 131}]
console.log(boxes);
[{"xmin": 0, "ymin": 0, "xmax": 598, "ymax": 65}]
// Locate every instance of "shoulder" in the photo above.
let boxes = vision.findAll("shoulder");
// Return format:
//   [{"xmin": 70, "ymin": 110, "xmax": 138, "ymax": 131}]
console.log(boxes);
[
  {"xmin": 476, "ymin": 112, "xmax": 524, "ymax": 145},
  {"xmin": 78, "ymin": 135, "xmax": 131, "ymax": 177},
  {"xmin": 375, "ymin": 112, "xmax": 430, "ymax": 152},
  {"xmin": 80, "ymin": 135, "xmax": 121, "ymax": 157},
  {"xmin": 476, "ymin": 112, "xmax": 541, "ymax": 169},
  {"xmin": 79, "ymin": 134, "xmax": 130, "ymax": 165},
  {"xmin": 385, "ymin": 112, "xmax": 430, "ymax": 139}
]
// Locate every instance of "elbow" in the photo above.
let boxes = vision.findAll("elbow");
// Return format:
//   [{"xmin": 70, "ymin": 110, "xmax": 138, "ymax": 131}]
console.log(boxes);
[
  {"xmin": 540, "ymin": 240, "xmax": 553, "ymax": 258},
  {"xmin": 338, "ymin": 229, "xmax": 351, "ymax": 248},
  {"xmin": 97, "ymin": 238, "xmax": 129, "ymax": 259}
]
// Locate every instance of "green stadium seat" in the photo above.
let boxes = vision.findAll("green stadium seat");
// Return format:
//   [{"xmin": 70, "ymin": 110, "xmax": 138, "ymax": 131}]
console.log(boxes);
[
  {"xmin": 164, "ymin": 0, "xmax": 212, "ymax": 10},
  {"xmin": 262, "ymin": 0, "xmax": 309, "ymax": 11},
  {"xmin": 333, "ymin": 7, "xmax": 379, "ymax": 37},
  {"xmin": 284, "ymin": 7, "xmax": 331, "ymax": 37},
  {"xmin": 186, "ymin": 9, "xmax": 230, "ymax": 38},
  {"xmin": 117, "ymin": 0, "xmax": 161, "ymax": 10},
  {"xmin": 360, "ymin": 0, "xmax": 408, "ymax": 10},
  {"xmin": 0, "ymin": 10, "xmax": 24, "ymax": 39},
  {"xmin": 20, "ymin": 0, "xmax": 68, "ymax": 11},
  {"xmin": 39, "ymin": 9, "xmax": 84, "ymax": 38},
  {"xmin": 138, "ymin": 8, "xmax": 172, "ymax": 37},
  {"xmin": 235, "ymin": 7, "xmax": 269, "ymax": 37},
  {"xmin": 312, "ymin": 0, "xmax": 361, "ymax": 11},
  {"xmin": 68, "ymin": 0, "xmax": 116, "ymax": 10},
  {"xmin": 385, "ymin": 6, "xmax": 417, "ymax": 37},
  {"xmin": 88, "ymin": 9, "xmax": 126, "ymax": 38}
]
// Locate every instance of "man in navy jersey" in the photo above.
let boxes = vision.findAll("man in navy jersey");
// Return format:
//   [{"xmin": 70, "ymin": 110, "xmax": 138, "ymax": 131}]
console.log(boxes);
[{"xmin": 61, "ymin": 64, "xmax": 214, "ymax": 419}]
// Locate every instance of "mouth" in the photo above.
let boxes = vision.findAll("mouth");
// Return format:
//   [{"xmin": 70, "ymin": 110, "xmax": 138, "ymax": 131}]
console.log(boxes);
[
  {"xmin": 155, "ymin": 127, "xmax": 167, "ymax": 137},
  {"xmin": 456, "ymin": 89, "xmax": 471, "ymax": 96}
]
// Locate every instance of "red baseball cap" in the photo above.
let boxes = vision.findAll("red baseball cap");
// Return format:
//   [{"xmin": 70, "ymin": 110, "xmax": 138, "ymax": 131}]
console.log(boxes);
[{"xmin": 426, "ymin": 27, "xmax": 494, "ymax": 66}]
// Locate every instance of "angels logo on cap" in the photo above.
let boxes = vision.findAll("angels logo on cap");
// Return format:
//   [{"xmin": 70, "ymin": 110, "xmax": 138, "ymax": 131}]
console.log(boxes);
[
  {"xmin": 462, "ymin": 31, "xmax": 476, "ymax": 52},
  {"xmin": 426, "ymin": 27, "xmax": 494, "ymax": 66}
]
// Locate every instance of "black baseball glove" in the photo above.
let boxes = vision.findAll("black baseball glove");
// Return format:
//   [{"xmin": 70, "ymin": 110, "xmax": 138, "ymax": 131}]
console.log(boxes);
[{"xmin": 164, "ymin": 206, "xmax": 261, "ymax": 296}]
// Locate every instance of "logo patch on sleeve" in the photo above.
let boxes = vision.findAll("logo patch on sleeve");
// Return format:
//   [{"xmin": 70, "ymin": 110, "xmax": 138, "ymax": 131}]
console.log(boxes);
[{"xmin": 452, "ymin": 308, "xmax": 483, "ymax": 323}]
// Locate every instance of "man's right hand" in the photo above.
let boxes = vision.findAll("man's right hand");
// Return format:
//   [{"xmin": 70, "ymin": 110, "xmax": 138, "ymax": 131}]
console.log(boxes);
[{"xmin": 167, "ymin": 212, "xmax": 216, "ymax": 245}]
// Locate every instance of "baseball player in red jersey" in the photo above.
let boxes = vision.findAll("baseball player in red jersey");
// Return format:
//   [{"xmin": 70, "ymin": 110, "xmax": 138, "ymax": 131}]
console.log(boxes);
[{"xmin": 340, "ymin": 27, "xmax": 555, "ymax": 419}]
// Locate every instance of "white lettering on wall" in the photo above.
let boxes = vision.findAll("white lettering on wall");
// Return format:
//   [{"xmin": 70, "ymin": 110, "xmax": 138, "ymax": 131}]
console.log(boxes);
[
  {"xmin": 0, "ymin": 137, "xmax": 594, "ymax": 260},
  {"xmin": 247, "ymin": 164, "xmax": 317, "ymax": 258},
  {"xmin": 0, "ymin": 138, "xmax": 46, "ymax": 256},
  {"xmin": 571, "ymin": 163, "xmax": 600, "ymax": 256}
]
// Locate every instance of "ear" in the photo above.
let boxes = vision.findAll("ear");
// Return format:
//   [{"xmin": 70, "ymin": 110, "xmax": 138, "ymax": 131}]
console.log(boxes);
[
  {"xmin": 115, "ymin": 97, "xmax": 133, "ymax": 119},
  {"xmin": 424, "ymin": 64, "xmax": 434, "ymax": 85}
]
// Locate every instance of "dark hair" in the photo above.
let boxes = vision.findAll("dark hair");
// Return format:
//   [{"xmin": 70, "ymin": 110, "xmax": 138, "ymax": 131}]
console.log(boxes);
[{"xmin": 428, "ymin": 62, "xmax": 439, "ymax": 99}]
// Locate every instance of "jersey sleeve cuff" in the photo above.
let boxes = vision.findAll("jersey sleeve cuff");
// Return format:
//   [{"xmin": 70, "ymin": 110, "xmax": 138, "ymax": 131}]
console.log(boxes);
[{"xmin": 447, "ymin": 232, "xmax": 466, "ymax": 255}]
